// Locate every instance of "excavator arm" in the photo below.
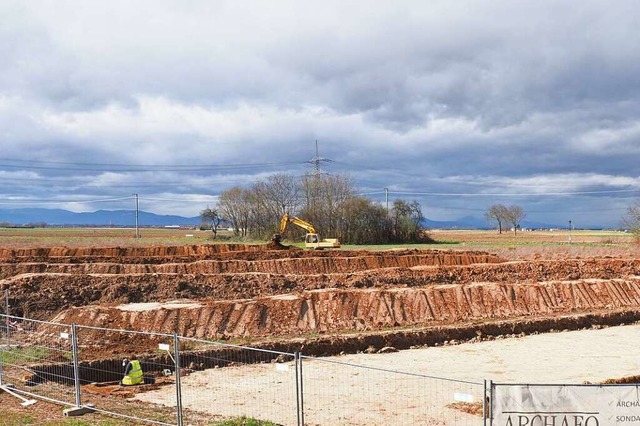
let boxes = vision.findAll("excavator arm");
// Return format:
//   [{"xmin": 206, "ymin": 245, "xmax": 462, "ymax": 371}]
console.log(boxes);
[{"xmin": 280, "ymin": 213, "xmax": 316, "ymax": 234}]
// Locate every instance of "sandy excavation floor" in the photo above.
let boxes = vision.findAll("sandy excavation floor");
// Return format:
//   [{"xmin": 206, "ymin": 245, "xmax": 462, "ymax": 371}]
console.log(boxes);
[{"xmin": 135, "ymin": 323, "xmax": 640, "ymax": 426}]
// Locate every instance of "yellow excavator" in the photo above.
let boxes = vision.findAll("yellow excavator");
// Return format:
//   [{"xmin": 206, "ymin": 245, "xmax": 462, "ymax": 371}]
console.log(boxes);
[{"xmin": 272, "ymin": 213, "xmax": 341, "ymax": 249}]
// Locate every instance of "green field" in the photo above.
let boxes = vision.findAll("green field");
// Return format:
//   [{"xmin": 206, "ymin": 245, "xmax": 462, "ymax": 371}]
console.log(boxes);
[{"xmin": 0, "ymin": 227, "xmax": 634, "ymax": 250}]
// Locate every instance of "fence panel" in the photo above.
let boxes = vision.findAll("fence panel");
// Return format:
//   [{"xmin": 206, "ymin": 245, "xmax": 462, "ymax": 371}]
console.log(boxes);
[
  {"xmin": 167, "ymin": 337, "xmax": 299, "ymax": 426},
  {"xmin": 2, "ymin": 311, "xmax": 491, "ymax": 426},
  {"xmin": 300, "ymin": 355, "xmax": 485, "ymax": 426},
  {"xmin": 1, "ymin": 290, "xmax": 7, "ymax": 316},
  {"xmin": 75, "ymin": 324, "xmax": 178, "ymax": 425},
  {"xmin": 0, "ymin": 314, "xmax": 77, "ymax": 407}
]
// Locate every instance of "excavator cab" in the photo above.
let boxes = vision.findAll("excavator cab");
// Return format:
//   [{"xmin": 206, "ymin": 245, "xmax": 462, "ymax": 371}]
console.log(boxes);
[{"xmin": 305, "ymin": 234, "xmax": 320, "ymax": 244}]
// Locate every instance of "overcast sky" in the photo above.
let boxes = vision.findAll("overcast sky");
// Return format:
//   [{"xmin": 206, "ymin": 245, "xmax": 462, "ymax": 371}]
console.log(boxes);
[{"xmin": 1, "ymin": 1, "xmax": 639, "ymax": 227}]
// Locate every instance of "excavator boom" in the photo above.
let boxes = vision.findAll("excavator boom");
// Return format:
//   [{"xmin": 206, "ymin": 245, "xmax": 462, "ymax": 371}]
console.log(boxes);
[{"xmin": 280, "ymin": 213, "xmax": 316, "ymax": 234}]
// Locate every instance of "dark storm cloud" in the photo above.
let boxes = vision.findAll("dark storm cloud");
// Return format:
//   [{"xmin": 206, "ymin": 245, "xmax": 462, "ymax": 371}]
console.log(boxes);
[{"xmin": 0, "ymin": 0, "xmax": 639, "ymax": 224}]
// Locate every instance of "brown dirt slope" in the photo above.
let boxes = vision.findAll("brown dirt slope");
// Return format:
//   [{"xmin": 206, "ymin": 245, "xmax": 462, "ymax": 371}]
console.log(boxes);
[
  {"xmin": 3, "ymin": 243, "xmax": 640, "ymax": 359},
  {"xmin": 0, "ymin": 250, "xmax": 501, "ymax": 278},
  {"xmin": 50, "ymin": 278, "xmax": 640, "ymax": 339}
]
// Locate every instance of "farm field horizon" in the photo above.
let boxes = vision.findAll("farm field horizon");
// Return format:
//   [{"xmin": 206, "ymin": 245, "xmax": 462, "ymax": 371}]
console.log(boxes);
[{"xmin": 0, "ymin": 226, "xmax": 634, "ymax": 248}]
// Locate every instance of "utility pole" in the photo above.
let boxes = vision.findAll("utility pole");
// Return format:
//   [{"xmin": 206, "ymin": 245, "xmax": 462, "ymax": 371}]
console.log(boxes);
[
  {"xmin": 133, "ymin": 193, "xmax": 140, "ymax": 239},
  {"xmin": 568, "ymin": 220, "xmax": 572, "ymax": 244}
]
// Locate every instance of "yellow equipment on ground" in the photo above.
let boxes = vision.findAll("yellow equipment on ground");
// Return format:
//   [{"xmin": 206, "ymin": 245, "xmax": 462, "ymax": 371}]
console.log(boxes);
[{"xmin": 274, "ymin": 213, "xmax": 341, "ymax": 249}]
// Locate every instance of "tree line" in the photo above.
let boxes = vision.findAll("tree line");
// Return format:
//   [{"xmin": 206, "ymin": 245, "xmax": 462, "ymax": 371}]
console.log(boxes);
[
  {"xmin": 201, "ymin": 173, "xmax": 428, "ymax": 244},
  {"xmin": 484, "ymin": 204, "xmax": 526, "ymax": 234}
]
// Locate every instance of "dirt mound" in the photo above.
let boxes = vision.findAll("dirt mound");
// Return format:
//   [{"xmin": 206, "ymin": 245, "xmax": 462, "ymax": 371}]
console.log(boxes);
[
  {"xmin": 601, "ymin": 375, "xmax": 640, "ymax": 384},
  {"xmin": 264, "ymin": 239, "xmax": 294, "ymax": 250},
  {"xmin": 0, "ymin": 251, "xmax": 502, "ymax": 278},
  {"xmin": 0, "ymin": 243, "xmax": 263, "ymax": 263}
]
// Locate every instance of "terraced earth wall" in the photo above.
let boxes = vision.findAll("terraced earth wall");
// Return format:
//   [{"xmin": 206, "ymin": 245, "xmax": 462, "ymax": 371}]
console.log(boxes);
[{"xmin": 1, "ymin": 243, "xmax": 639, "ymax": 358}]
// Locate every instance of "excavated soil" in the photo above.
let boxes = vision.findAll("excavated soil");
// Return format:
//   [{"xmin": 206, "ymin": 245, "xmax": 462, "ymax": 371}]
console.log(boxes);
[{"xmin": 2, "ymin": 243, "xmax": 640, "ymax": 360}]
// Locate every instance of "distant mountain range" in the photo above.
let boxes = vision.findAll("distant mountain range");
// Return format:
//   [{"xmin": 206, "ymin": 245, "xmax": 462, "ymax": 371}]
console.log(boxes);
[
  {"xmin": 0, "ymin": 208, "xmax": 200, "ymax": 227},
  {"xmin": 0, "ymin": 208, "xmax": 567, "ymax": 229},
  {"xmin": 422, "ymin": 215, "xmax": 564, "ymax": 230}
]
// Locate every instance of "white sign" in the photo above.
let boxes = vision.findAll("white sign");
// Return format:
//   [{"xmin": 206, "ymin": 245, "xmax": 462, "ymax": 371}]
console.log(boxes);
[
  {"xmin": 454, "ymin": 392, "xmax": 474, "ymax": 403},
  {"xmin": 60, "ymin": 332, "xmax": 69, "ymax": 339},
  {"xmin": 158, "ymin": 343, "xmax": 170, "ymax": 351},
  {"xmin": 493, "ymin": 384, "xmax": 640, "ymax": 426}
]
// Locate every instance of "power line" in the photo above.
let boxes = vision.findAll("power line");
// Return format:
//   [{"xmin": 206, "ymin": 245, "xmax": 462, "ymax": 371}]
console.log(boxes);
[
  {"xmin": 0, "ymin": 176, "xmax": 256, "ymax": 189},
  {"xmin": 0, "ymin": 160, "xmax": 306, "ymax": 173},
  {"xmin": 140, "ymin": 196, "xmax": 218, "ymax": 202},
  {"xmin": 0, "ymin": 196, "xmax": 133, "ymax": 205},
  {"xmin": 388, "ymin": 189, "xmax": 639, "ymax": 196}
]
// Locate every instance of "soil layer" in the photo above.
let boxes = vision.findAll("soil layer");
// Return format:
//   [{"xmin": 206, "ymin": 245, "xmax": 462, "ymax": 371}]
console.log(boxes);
[{"xmin": 2, "ymin": 243, "xmax": 640, "ymax": 359}]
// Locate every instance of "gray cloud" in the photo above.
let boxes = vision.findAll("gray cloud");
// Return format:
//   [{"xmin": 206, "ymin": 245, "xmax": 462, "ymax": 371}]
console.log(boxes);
[{"xmin": 0, "ymin": 1, "xmax": 639, "ymax": 226}]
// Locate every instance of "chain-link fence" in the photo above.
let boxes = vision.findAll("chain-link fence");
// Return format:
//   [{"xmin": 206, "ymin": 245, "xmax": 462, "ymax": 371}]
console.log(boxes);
[
  {"xmin": 0, "ymin": 316, "xmax": 77, "ymax": 407},
  {"xmin": 173, "ymin": 337, "xmax": 299, "ymax": 426},
  {"xmin": 1, "ymin": 290, "xmax": 9, "ymax": 334},
  {"xmin": 6, "ymin": 308, "xmax": 640, "ymax": 426},
  {"xmin": 300, "ymin": 355, "xmax": 485, "ymax": 425},
  {"xmin": 1, "ymin": 289, "xmax": 7, "ymax": 314},
  {"xmin": 75, "ymin": 324, "xmax": 180, "ymax": 425},
  {"xmin": 1, "ymin": 312, "xmax": 488, "ymax": 425}
]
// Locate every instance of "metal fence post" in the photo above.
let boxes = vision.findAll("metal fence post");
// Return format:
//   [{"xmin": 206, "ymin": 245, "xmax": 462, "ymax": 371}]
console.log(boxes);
[
  {"xmin": 297, "ymin": 352, "xmax": 304, "ymax": 426},
  {"xmin": 173, "ymin": 333, "xmax": 184, "ymax": 426},
  {"xmin": 0, "ymin": 337, "xmax": 4, "ymax": 386},
  {"xmin": 295, "ymin": 352, "xmax": 301, "ymax": 426},
  {"xmin": 4, "ymin": 290, "xmax": 9, "ymax": 340},
  {"xmin": 71, "ymin": 324, "xmax": 82, "ymax": 407},
  {"xmin": 483, "ymin": 379, "xmax": 487, "ymax": 426},
  {"xmin": 489, "ymin": 380, "xmax": 494, "ymax": 426},
  {"xmin": 0, "ymin": 289, "xmax": 6, "ymax": 386}
]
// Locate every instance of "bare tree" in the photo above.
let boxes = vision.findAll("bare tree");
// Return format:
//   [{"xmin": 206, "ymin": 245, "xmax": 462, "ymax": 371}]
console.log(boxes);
[
  {"xmin": 621, "ymin": 201, "xmax": 640, "ymax": 242},
  {"xmin": 485, "ymin": 204, "xmax": 508, "ymax": 234},
  {"xmin": 251, "ymin": 173, "xmax": 301, "ymax": 239},
  {"xmin": 391, "ymin": 199, "xmax": 425, "ymax": 242},
  {"xmin": 504, "ymin": 205, "xmax": 526, "ymax": 235},
  {"xmin": 200, "ymin": 207, "xmax": 221, "ymax": 239},
  {"xmin": 217, "ymin": 187, "xmax": 251, "ymax": 237},
  {"xmin": 217, "ymin": 173, "xmax": 427, "ymax": 244},
  {"xmin": 254, "ymin": 173, "xmax": 300, "ymax": 218},
  {"xmin": 299, "ymin": 173, "xmax": 356, "ymax": 239}
]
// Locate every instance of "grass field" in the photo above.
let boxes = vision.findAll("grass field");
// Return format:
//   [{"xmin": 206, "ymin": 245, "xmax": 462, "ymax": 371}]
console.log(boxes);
[
  {"xmin": 0, "ymin": 227, "xmax": 635, "ymax": 250},
  {"xmin": 0, "ymin": 227, "xmax": 215, "ymax": 247}
]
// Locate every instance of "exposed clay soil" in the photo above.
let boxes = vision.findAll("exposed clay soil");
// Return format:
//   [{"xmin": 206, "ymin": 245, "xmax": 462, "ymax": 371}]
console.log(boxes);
[{"xmin": 2, "ymin": 243, "xmax": 640, "ymax": 361}]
